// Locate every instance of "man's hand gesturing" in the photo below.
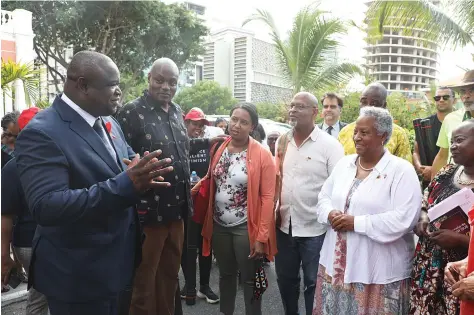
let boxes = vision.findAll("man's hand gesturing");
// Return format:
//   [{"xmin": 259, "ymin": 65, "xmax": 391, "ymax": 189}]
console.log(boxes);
[{"xmin": 124, "ymin": 150, "xmax": 173, "ymax": 193}]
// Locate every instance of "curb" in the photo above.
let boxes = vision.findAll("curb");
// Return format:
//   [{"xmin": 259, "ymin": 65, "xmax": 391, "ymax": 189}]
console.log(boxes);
[{"xmin": 1, "ymin": 286, "xmax": 28, "ymax": 307}]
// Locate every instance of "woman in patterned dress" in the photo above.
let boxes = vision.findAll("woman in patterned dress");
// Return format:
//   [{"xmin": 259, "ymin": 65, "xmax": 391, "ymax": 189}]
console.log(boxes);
[
  {"xmin": 313, "ymin": 107, "xmax": 422, "ymax": 315},
  {"xmin": 411, "ymin": 120, "xmax": 474, "ymax": 315},
  {"xmin": 201, "ymin": 103, "xmax": 277, "ymax": 315}
]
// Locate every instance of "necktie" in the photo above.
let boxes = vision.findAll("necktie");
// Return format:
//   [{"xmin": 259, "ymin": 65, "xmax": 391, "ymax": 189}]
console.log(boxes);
[
  {"xmin": 93, "ymin": 118, "xmax": 118, "ymax": 162},
  {"xmin": 326, "ymin": 125, "xmax": 333, "ymax": 135}
]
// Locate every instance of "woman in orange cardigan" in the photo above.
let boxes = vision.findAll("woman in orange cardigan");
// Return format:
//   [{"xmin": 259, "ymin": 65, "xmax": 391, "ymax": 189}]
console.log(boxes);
[{"xmin": 201, "ymin": 103, "xmax": 277, "ymax": 315}]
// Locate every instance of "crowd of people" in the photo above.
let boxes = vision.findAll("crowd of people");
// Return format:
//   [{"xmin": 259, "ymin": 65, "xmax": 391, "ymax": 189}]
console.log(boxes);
[{"xmin": 1, "ymin": 49, "xmax": 474, "ymax": 315}]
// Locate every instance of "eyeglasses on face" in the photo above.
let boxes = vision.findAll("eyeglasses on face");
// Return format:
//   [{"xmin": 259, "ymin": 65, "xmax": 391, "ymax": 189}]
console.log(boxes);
[
  {"xmin": 433, "ymin": 95, "xmax": 451, "ymax": 101},
  {"xmin": 460, "ymin": 87, "xmax": 474, "ymax": 96}
]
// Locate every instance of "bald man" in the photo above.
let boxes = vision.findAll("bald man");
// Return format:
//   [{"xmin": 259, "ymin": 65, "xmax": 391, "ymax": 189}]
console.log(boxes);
[
  {"xmin": 14, "ymin": 51, "xmax": 172, "ymax": 315},
  {"xmin": 337, "ymin": 82, "xmax": 412, "ymax": 162},
  {"xmin": 117, "ymin": 58, "xmax": 192, "ymax": 315},
  {"xmin": 274, "ymin": 92, "xmax": 344, "ymax": 315}
]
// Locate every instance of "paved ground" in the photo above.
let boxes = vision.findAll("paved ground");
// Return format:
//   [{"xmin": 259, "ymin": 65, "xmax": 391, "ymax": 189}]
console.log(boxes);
[{"xmin": 2, "ymin": 262, "xmax": 306, "ymax": 314}]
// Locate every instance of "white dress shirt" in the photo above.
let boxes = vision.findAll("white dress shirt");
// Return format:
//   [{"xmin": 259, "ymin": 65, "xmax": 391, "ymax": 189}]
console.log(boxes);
[
  {"xmin": 276, "ymin": 127, "xmax": 344, "ymax": 237},
  {"xmin": 317, "ymin": 151, "xmax": 422, "ymax": 284},
  {"xmin": 322, "ymin": 120, "xmax": 341, "ymax": 139}
]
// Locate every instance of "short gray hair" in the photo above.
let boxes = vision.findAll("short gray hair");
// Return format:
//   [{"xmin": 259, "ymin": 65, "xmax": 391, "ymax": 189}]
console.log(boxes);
[{"xmin": 359, "ymin": 106, "xmax": 393, "ymax": 145}]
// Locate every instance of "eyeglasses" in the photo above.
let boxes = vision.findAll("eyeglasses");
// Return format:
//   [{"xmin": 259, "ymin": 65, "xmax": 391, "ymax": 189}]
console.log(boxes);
[
  {"xmin": 433, "ymin": 95, "xmax": 451, "ymax": 101},
  {"xmin": 289, "ymin": 104, "xmax": 314, "ymax": 111},
  {"xmin": 460, "ymin": 87, "xmax": 474, "ymax": 96}
]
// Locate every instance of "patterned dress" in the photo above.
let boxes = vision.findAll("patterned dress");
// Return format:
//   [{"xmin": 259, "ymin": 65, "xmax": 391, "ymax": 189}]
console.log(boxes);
[
  {"xmin": 313, "ymin": 178, "xmax": 410, "ymax": 315},
  {"xmin": 213, "ymin": 148, "xmax": 248, "ymax": 227},
  {"xmin": 410, "ymin": 164, "xmax": 469, "ymax": 315}
]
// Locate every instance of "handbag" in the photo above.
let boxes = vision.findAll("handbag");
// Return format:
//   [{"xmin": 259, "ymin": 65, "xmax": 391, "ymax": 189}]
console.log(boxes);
[
  {"xmin": 191, "ymin": 143, "xmax": 219, "ymax": 224},
  {"xmin": 251, "ymin": 260, "xmax": 268, "ymax": 303}
]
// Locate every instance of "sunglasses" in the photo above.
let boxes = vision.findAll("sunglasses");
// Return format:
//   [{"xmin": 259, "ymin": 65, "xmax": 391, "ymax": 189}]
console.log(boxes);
[{"xmin": 433, "ymin": 95, "xmax": 451, "ymax": 101}]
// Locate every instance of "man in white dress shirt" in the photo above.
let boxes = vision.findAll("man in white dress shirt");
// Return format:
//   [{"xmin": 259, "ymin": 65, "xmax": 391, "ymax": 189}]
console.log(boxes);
[
  {"xmin": 317, "ymin": 92, "xmax": 347, "ymax": 139},
  {"xmin": 274, "ymin": 92, "xmax": 344, "ymax": 315}
]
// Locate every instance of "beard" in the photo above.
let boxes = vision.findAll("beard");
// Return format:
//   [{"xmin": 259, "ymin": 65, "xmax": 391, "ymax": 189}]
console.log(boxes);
[
  {"xmin": 289, "ymin": 119, "xmax": 297, "ymax": 127},
  {"xmin": 464, "ymin": 101, "xmax": 474, "ymax": 112}
]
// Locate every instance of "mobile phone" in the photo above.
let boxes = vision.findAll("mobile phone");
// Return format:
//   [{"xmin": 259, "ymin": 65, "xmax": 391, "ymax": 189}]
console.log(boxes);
[{"xmin": 7, "ymin": 267, "xmax": 22, "ymax": 289}]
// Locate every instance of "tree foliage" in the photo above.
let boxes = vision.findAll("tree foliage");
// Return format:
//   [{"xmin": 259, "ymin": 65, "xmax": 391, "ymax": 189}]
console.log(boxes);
[
  {"xmin": 1, "ymin": 60, "xmax": 39, "ymax": 106},
  {"xmin": 365, "ymin": 0, "xmax": 474, "ymax": 48},
  {"xmin": 255, "ymin": 102, "xmax": 288, "ymax": 122},
  {"xmin": 173, "ymin": 81, "xmax": 238, "ymax": 115},
  {"xmin": 1, "ymin": 1, "xmax": 208, "ymax": 92},
  {"xmin": 243, "ymin": 5, "xmax": 362, "ymax": 94}
]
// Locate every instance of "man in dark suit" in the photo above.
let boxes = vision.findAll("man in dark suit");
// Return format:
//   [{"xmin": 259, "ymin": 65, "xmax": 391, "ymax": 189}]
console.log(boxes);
[
  {"xmin": 14, "ymin": 51, "xmax": 173, "ymax": 315},
  {"xmin": 317, "ymin": 92, "xmax": 347, "ymax": 139}
]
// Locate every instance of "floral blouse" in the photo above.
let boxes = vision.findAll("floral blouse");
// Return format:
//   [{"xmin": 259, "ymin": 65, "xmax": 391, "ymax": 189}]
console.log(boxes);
[{"xmin": 213, "ymin": 148, "xmax": 248, "ymax": 227}]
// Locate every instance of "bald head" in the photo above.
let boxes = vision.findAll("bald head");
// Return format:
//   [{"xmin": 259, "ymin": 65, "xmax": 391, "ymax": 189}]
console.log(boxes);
[
  {"xmin": 289, "ymin": 92, "xmax": 319, "ymax": 129},
  {"xmin": 148, "ymin": 58, "xmax": 180, "ymax": 106},
  {"xmin": 360, "ymin": 82, "xmax": 388, "ymax": 108},
  {"xmin": 455, "ymin": 119, "xmax": 474, "ymax": 134},
  {"xmin": 294, "ymin": 92, "xmax": 318, "ymax": 108},
  {"xmin": 64, "ymin": 50, "xmax": 121, "ymax": 117},
  {"xmin": 451, "ymin": 119, "xmax": 474, "ymax": 166},
  {"xmin": 67, "ymin": 50, "xmax": 117, "ymax": 82},
  {"xmin": 150, "ymin": 58, "xmax": 179, "ymax": 75}
]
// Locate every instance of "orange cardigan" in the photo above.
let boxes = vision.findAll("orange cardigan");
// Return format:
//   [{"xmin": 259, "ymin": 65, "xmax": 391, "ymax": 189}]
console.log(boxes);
[{"xmin": 201, "ymin": 137, "xmax": 278, "ymax": 261}]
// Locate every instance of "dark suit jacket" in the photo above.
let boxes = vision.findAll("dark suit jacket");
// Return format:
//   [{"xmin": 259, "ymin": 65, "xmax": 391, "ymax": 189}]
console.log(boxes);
[
  {"xmin": 15, "ymin": 95, "xmax": 141, "ymax": 302},
  {"xmin": 318, "ymin": 121, "xmax": 348, "ymax": 132}
]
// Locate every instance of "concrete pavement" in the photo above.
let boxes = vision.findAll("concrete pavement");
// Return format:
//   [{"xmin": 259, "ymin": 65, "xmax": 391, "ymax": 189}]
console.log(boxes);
[{"xmin": 2, "ymin": 262, "xmax": 306, "ymax": 314}]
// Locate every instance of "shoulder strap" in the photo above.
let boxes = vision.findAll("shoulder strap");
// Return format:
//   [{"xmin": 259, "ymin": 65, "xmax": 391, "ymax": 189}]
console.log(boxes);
[
  {"xmin": 275, "ymin": 131, "xmax": 291, "ymax": 205},
  {"xmin": 277, "ymin": 131, "xmax": 291, "ymax": 171}
]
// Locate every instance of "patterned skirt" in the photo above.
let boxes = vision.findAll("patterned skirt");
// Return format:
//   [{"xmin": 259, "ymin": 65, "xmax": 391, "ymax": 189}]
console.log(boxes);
[{"xmin": 312, "ymin": 265, "xmax": 410, "ymax": 315}]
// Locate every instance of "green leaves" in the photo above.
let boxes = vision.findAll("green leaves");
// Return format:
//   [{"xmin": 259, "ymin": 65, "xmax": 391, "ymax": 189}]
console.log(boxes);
[
  {"xmin": 1, "ymin": 60, "xmax": 39, "ymax": 106},
  {"xmin": 243, "ymin": 5, "xmax": 361, "ymax": 94},
  {"xmin": 1, "ymin": 1, "xmax": 208, "ymax": 93},
  {"xmin": 173, "ymin": 81, "xmax": 238, "ymax": 115},
  {"xmin": 366, "ymin": 0, "xmax": 474, "ymax": 49}
]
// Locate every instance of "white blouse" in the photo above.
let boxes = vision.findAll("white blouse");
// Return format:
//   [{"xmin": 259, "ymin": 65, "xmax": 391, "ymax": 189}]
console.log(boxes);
[{"xmin": 317, "ymin": 151, "xmax": 422, "ymax": 284}]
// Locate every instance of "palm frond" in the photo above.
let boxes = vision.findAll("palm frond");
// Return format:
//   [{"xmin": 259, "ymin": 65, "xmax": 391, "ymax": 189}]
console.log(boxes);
[
  {"xmin": 242, "ymin": 9, "xmax": 293, "ymax": 84},
  {"xmin": 1, "ymin": 60, "xmax": 40, "ymax": 106},
  {"xmin": 366, "ymin": 0, "xmax": 473, "ymax": 48},
  {"xmin": 307, "ymin": 62, "xmax": 362, "ymax": 93},
  {"xmin": 244, "ymin": 5, "xmax": 355, "ymax": 94}
]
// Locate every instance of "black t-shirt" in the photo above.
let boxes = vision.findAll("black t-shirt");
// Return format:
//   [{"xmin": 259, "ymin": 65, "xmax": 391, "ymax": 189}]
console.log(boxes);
[
  {"xmin": 427, "ymin": 114, "xmax": 442, "ymax": 156},
  {"xmin": 1, "ymin": 158, "xmax": 36, "ymax": 248},
  {"xmin": 189, "ymin": 141, "xmax": 210, "ymax": 179}
]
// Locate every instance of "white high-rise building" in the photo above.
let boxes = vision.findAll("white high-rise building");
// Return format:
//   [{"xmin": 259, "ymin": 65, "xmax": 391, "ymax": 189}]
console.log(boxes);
[
  {"xmin": 203, "ymin": 27, "xmax": 292, "ymax": 103},
  {"xmin": 364, "ymin": 1, "xmax": 439, "ymax": 97}
]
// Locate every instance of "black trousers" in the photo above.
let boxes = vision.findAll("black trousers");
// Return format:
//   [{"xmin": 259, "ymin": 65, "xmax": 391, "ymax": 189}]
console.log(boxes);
[
  {"xmin": 181, "ymin": 217, "xmax": 212, "ymax": 295},
  {"xmin": 48, "ymin": 295, "xmax": 118, "ymax": 315}
]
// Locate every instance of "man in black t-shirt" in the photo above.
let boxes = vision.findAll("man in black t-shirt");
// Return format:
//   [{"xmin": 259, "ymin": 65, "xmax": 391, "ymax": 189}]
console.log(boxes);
[{"xmin": 413, "ymin": 86, "xmax": 455, "ymax": 184}]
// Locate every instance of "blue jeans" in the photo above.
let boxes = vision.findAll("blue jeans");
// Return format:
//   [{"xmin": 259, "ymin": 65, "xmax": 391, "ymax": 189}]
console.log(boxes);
[{"xmin": 275, "ymin": 228, "xmax": 325, "ymax": 315}]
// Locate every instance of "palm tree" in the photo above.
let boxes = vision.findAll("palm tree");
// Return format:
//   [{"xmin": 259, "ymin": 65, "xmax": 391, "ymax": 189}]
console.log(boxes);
[
  {"xmin": 243, "ymin": 5, "xmax": 361, "ymax": 94},
  {"xmin": 365, "ymin": 0, "xmax": 474, "ymax": 49},
  {"xmin": 1, "ymin": 60, "xmax": 40, "ymax": 106}
]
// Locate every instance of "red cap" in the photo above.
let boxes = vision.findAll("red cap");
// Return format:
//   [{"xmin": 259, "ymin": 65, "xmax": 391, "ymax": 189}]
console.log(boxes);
[
  {"xmin": 18, "ymin": 107, "xmax": 40, "ymax": 130},
  {"xmin": 184, "ymin": 108, "xmax": 209, "ymax": 126}
]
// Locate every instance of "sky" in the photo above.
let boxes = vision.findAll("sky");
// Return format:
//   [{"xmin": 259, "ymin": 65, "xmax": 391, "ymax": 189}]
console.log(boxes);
[{"xmin": 171, "ymin": 0, "xmax": 474, "ymax": 84}]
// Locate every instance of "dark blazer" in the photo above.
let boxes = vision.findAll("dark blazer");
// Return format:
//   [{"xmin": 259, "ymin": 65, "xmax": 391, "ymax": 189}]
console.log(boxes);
[
  {"xmin": 317, "ymin": 120, "xmax": 348, "ymax": 132},
  {"xmin": 15, "ymin": 95, "xmax": 141, "ymax": 302}
]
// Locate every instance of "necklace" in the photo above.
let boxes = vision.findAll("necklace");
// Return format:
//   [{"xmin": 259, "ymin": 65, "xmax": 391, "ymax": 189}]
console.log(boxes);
[
  {"xmin": 358, "ymin": 157, "xmax": 374, "ymax": 172},
  {"xmin": 456, "ymin": 166, "xmax": 474, "ymax": 185}
]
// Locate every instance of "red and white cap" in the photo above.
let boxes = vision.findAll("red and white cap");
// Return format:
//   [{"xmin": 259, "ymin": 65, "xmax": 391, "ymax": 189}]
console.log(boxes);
[{"xmin": 184, "ymin": 107, "xmax": 209, "ymax": 126}]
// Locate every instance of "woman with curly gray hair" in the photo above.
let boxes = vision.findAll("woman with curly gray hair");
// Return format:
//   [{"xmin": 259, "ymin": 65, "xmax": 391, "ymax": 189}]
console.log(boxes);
[{"xmin": 313, "ymin": 107, "xmax": 422, "ymax": 315}]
